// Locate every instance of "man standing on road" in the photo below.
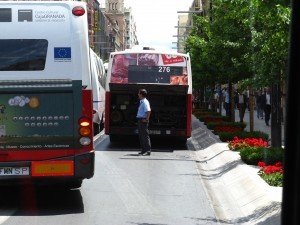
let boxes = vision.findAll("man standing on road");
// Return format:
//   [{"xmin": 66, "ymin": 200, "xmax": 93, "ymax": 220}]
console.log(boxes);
[{"xmin": 137, "ymin": 89, "xmax": 151, "ymax": 156}]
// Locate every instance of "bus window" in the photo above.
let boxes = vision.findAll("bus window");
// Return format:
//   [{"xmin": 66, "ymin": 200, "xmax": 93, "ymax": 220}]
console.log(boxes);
[{"xmin": 0, "ymin": 39, "xmax": 48, "ymax": 71}]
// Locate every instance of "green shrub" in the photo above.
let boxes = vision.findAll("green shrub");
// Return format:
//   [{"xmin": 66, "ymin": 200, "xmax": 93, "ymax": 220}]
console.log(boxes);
[
  {"xmin": 239, "ymin": 147, "xmax": 265, "ymax": 165},
  {"xmin": 218, "ymin": 131, "xmax": 269, "ymax": 142},
  {"xmin": 259, "ymin": 172, "xmax": 283, "ymax": 187},
  {"xmin": 262, "ymin": 147, "xmax": 284, "ymax": 165},
  {"xmin": 207, "ymin": 122, "xmax": 246, "ymax": 130},
  {"xmin": 194, "ymin": 112, "xmax": 221, "ymax": 118}
]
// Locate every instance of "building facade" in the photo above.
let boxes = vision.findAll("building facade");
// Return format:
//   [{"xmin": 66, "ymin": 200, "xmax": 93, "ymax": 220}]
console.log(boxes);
[
  {"xmin": 176, "ymin": 0, "xmax": 209, "ymax": 53},
  {"xmin": 124, "ymin": 7, "xmax": 138, "ymax": 49},
  {"xmin": 177, "ymin": 15, "xmax": 189, "ymax": 53},
  {"xmin": 104, "ymin": 0, "xmax": 126, "ymax": 51}
]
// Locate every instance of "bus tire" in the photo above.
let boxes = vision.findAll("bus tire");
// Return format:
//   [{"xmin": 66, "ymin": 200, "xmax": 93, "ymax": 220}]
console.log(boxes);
[
  {"xmin": 93, "ymin": 122, "xmax": 100, "ymax": 136},
  {"xmin": 67, "ymin": 179, "xmax": 83, "ymax": 189},
  {"xmin": 109, "ymin": 135, "xmax": 118, "ymax": 143},
  {"xmin": 177, "ymin": 138, "xmax": 187, "ymax": 147},
  {"xmin": 100, "ymin": 115, "xmax": 104, "ymax": 132}
]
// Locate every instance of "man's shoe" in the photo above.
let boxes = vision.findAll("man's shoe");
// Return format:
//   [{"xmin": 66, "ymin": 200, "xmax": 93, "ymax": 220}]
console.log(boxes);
[
  {"xmin": 138, "ymin": 151, "xmax": 145, "ymax": 155},
  {"xmin": 142, "ymin": 151, "xmax": 151, "ymax": 156}
]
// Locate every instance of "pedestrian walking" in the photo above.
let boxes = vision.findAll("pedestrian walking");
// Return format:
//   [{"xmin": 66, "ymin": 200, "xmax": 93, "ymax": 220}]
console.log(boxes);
[
  {"xmin": 210, "ymin": 90, "xmax": 219, "ymax": 112},
  {"xmin": 136, "ymin": 89, "xmax": 151, "ymax": 156},
  {"xmin": 223, "ymin": 88, "xmax": 230, "ymax": 117},
  {"xmin": 237, "ymin": 90, "xmax": 247, "ymax": 122},
  {"xmin": 256, "ymin": 90, "xmax": 264, "ymax": 119},
  {"xmin": 262, "ymin": 88, "xmax": 271, "ymax": 126}
]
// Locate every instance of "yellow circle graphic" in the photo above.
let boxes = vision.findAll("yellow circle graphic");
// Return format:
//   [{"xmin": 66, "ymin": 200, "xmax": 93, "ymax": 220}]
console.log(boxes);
[{"xmin": 29, "ymin": 97, "xmax": 40, "ymax": 108}]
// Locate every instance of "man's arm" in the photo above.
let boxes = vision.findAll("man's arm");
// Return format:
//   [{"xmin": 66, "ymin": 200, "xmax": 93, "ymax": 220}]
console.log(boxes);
[{"xmin": 143, "ymin": 111, "xmax": 151, "ymax": 122}]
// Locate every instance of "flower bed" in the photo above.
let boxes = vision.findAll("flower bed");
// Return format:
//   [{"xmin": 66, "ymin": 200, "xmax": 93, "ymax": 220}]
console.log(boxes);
[
  {"xmin": 218, "ymin": 131, "xmax": 269, "ymax": 142},
  {"xmin": 232, "ymin": 139, "xmax": 284, "ymax": 187},
  {"xmin": 199, "ymin": 115, "xmax": 231, "ymax": 124},
  {"xmin": 207, "ymin": 122, "xmax": 246, "ymax": 133},
  {"xmin": 193, "ymin": 111, "xmax": 221, "ymax": 118},
  {"xmin": 192, "ymin": 108, "xmax": 215, "ymax": 114},
  {"xmin": 239, "ymin": 147, "xmax": 284, "ymax": 165},
  {"xmin": 228, "ymin": 137, "xmax": 268, "ymax": 151},
  {"xmin": 258, "ymin": 161, "xmax": 283, "ymax": 187}
]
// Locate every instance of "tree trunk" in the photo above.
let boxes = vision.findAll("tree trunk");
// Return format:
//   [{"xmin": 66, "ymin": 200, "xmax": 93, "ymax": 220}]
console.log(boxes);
[
  {"xmin": 249, "ymin": 87, "xmax": 254, "ymax": 132},
  {"xmin": 229, "ymin": 82, "xmax": 235, "ymax": 122},
  {"xmin": 271, "ymin": 84, "xmax": 282, "ymax": 147}
]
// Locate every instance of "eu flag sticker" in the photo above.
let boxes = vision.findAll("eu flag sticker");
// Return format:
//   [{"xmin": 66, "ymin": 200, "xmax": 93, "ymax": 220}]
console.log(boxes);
[{"xmin": 54, "ymin": 47, "xmax": 71, "ymax": 61}]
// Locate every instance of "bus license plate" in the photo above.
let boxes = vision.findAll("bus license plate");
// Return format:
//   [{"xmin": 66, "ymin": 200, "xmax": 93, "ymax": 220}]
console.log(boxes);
[{"xmin": 0, "ymin": 167, "xmax": 29, "ymax": 176}]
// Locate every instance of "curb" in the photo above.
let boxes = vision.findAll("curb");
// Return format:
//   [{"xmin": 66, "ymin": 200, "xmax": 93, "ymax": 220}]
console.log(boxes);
[
  {"xmin": 93, "ymin": 129, "xmax": 106, "ymax": 147},
  {"xmin": 191, "ymin": 116, "xmax": 282, "ymax": 225}
]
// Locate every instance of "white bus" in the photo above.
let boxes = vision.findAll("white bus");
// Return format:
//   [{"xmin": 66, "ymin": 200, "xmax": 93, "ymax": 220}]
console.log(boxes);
[
  {"xmin": 90, "ymin": 49, "xmax": 106, "ymax": 135},
  {"xmin": 0, "ymin": 1, "xmax": 94, "ymax": 188},
  {"xmin": 105, "ymin": 47, "xmax": 193, "ymax": 144}
]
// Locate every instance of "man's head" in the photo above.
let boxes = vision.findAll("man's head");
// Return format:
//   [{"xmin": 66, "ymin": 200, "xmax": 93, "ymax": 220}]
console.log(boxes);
[{"xmin": 138, "ymin": 89, "xmax": 147, "ymax": 99}]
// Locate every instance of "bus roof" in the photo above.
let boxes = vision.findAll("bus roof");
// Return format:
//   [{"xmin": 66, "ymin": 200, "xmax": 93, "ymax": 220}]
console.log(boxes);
[
  {"xmin": 110, "ymin": 49, "xmax": 190, "ymax": 58},
  {"xmin": 0, "ymin": 1, "xmax": 91, "ymax": 86}
]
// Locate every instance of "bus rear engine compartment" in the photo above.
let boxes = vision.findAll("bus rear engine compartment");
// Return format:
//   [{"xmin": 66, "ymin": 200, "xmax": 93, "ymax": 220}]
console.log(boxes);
[{"xmin": 109, "ymin": 90, "xmax": 187, "ymax": 129}]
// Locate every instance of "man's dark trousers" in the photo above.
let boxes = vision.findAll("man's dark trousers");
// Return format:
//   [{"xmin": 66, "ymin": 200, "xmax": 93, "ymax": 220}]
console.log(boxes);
[
  {"xmin": 138, "ymin": 120, "xmax": 151, "ymax": 153},
  {"xmin": 264, "ymin": 104, "xmax": 271, "ymax": 125}
]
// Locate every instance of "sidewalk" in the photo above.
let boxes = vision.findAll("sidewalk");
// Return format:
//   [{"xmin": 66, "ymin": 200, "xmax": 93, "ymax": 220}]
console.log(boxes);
[
  {"xmin": 190, "ymin": 116, "xmax": 282, "ymax": 225},
  {"xmin": 220, "ymin": 108, "xmax": 285, "ymax": 146}
]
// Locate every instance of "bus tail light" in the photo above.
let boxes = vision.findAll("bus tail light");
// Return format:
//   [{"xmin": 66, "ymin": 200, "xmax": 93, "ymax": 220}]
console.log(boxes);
[
  {"xmin": 79, "ymin": 126, "xmax": 91, "ymax": 136},
  {"xmin": 81, "ymin": 90, "xmax": 93, "ymax": 149},
  {"xmin": 72, "ymin": 6, "xmax": 85, "ymax": 16},
  {"xmin": 79, "ymin": 117, "xmax": 90, "ymax": 127},
  {"xmin": 79, "ymin": 137, "xmax": 91, "ymax": 146}
]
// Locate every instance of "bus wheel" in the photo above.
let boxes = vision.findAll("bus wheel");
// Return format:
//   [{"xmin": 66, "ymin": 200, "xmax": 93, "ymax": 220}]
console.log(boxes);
[
  {"xmin": 100, "ymin": 116, "xmax": 104, "ymax": 131},
  {"xmin": 109, "ymin": 135, "xmax": 118, "ymax": 143},
  {"xmin": 93, "ymin": 123, "xmax": 100, "ymax": 135},
  {"xmin": 67, "ymin": 179, "xmax": 82, "ymax": 189},
  {"xmin": 177, "ymin": 138, "xmax": 187, "ymax": 147}
]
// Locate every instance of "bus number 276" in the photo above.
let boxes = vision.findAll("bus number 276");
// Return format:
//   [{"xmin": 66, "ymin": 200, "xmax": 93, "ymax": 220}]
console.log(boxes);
[{"xmin": 158, "ymin": 66, "xmax": 170, "ymax": 73}]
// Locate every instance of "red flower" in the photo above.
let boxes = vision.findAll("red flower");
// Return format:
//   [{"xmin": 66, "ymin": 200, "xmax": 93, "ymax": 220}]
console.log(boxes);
[
  {"xmin": 259, "ymin": 161, "xmax": 283, "ymax": 175},
  {"xmin": 228, "ymin": 137, "xmax": 269, "ymax": 150},
  {"xmin": 258, "ymin": 161, "xmax": 266, "ymax": 168},
  {"xmin": 263, "ymin": 165, "xmax": 283, "ymax": 175}
]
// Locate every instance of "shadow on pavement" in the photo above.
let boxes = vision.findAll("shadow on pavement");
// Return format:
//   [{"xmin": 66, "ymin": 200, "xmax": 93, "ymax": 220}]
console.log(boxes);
[
  {"xmin": 129, "ymin": 223, "xmax": 168, "ymax": 225},
  {"xmin": 95, "ymin": 135, "xmax": 188, "ymax": 152},
  {"xmin": 0, "ymin": 184, "xmax": 84, "ymax": 216}
]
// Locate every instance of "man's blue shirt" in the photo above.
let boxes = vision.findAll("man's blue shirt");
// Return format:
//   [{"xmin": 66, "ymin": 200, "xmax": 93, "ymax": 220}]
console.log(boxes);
[{"xmin": 137, "ymin": 98, "xmax": 151, "ymax": 118}]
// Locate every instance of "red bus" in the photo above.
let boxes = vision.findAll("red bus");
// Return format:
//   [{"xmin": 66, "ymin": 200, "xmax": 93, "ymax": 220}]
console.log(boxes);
[
  {"xmin": 0, "ymin": 1, "xmax": 94, "ymax": 188},
  {"xmin": 105, "ymin": 48, "xmax": 193, "ymax": 144}
]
